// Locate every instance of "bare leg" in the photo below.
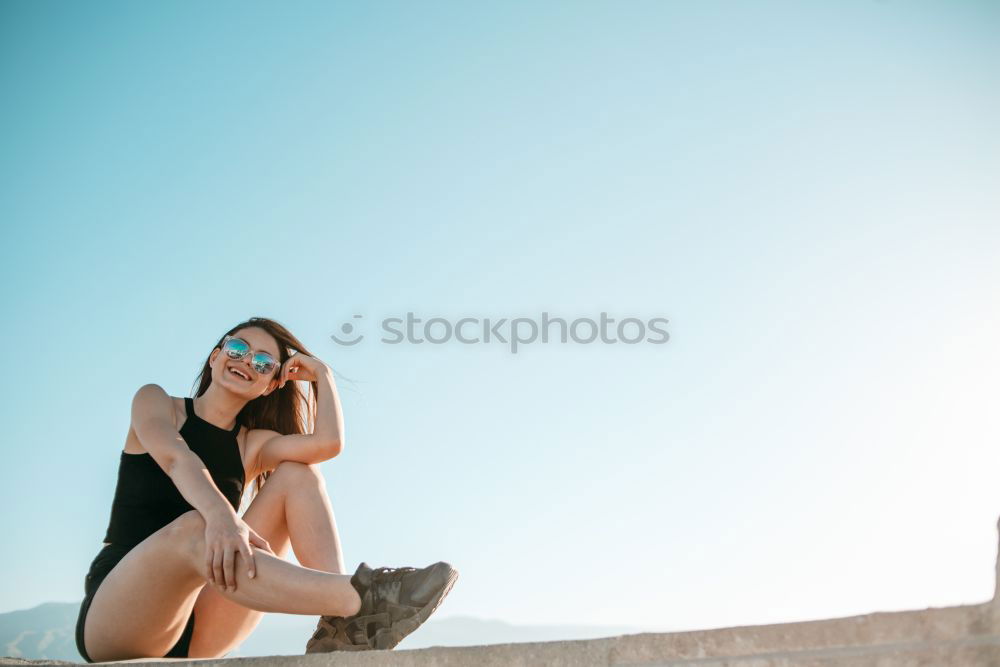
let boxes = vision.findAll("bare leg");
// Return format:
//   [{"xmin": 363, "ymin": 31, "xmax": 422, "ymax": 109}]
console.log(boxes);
[
  {"xmin": 187, "ymin": 461, "xmax": 355, "ymax": 657},
  {"xmin": 205, "ymin": 547, "xmax": 358, "ymax": 614},
  {"xmin": 83, "ymin": 507, "xmax": 361, "ymax": 663},
  {"xmin": 285, "ymin": 462, "xmax": 347, "ymax": 574},
  {"xmin": 183, "ymin": 511, "xmax": 362, "ymax": 616}
]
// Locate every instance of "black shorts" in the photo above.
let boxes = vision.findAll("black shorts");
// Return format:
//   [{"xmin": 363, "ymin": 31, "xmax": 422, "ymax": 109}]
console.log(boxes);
[{"xmin": 75, "ymin": 543, "xmax": 196, "ymax": 663}]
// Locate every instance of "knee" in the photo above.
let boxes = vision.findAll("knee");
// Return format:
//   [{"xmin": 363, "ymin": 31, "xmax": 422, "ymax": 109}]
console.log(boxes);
[
  {"xmin": 166, "ymin": 510, "xmax": 207, "ymax": 548},
  {"xmin": 273, "ymin": 460, "xmax": 325, "ymax": 488}
]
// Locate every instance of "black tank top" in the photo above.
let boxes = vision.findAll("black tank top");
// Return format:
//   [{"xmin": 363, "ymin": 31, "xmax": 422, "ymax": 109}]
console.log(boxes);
[{"xmin": 101, "ymin": 396, "xmax": 246, "ymax": 549}]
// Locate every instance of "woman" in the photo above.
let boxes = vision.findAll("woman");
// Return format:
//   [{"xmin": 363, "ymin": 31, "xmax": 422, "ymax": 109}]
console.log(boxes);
[{"xmin": 75, "ymin": 316, "xmax": 458, "ymax": 661}]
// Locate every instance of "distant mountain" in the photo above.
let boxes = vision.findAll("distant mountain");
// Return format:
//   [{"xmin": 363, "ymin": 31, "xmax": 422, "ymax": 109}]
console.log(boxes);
[
  {"xmin": 1, "ymin": 602, "xmax": 648, "ymax": 661},
  {"xmin": 0, "ymin": 603, "xmax": 80, "ymax": 662}
]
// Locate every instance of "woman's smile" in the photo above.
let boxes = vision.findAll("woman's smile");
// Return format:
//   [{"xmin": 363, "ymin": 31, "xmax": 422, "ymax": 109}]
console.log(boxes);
[{"xmin": 227, "ymin": 365, "xmax": 252, "ymax": 382}]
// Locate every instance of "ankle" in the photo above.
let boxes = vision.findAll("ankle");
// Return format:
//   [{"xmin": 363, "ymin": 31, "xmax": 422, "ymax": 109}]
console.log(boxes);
[{"xmin": 344, "ymin": 581, "xmax": 362, "ymax": 616}]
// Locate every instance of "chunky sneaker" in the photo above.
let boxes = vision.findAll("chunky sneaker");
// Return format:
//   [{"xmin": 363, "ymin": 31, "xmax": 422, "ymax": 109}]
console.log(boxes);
[{"xmin": 305, "ymin": 561, "xmax": 459, "ymax": 652}]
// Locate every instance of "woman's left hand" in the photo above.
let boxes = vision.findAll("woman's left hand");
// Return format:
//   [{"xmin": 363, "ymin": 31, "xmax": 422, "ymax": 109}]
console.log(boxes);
[{"xmin": 278, "ymin": 353, "xmax": 330, "ymax": 388}]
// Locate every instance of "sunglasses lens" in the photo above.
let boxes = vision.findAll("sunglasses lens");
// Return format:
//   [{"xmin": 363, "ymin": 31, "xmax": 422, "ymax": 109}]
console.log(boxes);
[
  {"xmin": 252, "ymin": 353, "xmax": 278, "ymax": 374},
  {"xmin": 224, "ymin": 337, "xmax": 250, "ymax": 359}
]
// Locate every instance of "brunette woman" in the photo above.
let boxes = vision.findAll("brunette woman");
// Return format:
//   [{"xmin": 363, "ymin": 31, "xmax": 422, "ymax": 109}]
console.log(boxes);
[{"xmin": 75, "ymin": 316, "xmax": 457, "ymax": 661}]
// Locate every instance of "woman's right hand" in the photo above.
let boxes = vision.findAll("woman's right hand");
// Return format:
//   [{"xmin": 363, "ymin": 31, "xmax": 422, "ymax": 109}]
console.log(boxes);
[{"xmin": 203, "ymin": 512, "xmax": 273, "ymax": 592}]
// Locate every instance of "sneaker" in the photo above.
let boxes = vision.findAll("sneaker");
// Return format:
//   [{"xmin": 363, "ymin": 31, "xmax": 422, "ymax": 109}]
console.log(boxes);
[{"xmin": 305, "ymin": 561, "xmax": 459, "ymax": 652}]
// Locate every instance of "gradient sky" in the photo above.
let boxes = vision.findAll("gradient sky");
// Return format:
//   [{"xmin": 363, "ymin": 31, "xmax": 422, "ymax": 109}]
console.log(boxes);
[{"xmin": 1, "ymin": 0, "xmax": 999, "ymax": 635}]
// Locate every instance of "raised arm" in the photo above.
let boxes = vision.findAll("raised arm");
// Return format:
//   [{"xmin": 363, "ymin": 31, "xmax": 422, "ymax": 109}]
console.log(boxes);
[{"xmin": 247, "ymin": 355, "xmax": 344, "ymax": 476}]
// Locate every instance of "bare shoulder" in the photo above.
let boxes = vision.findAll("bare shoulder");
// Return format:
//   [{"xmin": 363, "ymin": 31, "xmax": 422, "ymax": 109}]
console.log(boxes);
[
  {"xmin": 133, "ymin": 382, "xmax": 186, "ymax": 428},
  {"xmin": 123, "ymin": 386, "xmax": 183, "ymax": 454},
  {"xmin": 156, "ymin": 391, "xmax": 182, "ymax": 431},
  {"xmin": 131, "ymin": 384, "xmax": 181, "ymax": 426}
]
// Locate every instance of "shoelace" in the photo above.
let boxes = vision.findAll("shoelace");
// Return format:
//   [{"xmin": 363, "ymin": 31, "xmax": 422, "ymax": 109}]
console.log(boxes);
[
  {"xmin": 372, "ymin": 565, "xmax": 419, "ymax": 579},
  {"xmin": 369, "ymin": 566, "xmax": 419, "ymax": 604}
]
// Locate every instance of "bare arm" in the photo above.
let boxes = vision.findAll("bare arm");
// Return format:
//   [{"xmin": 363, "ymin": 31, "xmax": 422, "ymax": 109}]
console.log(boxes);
[
  {"xmin": 250, "ymin": 366, "xmax": 344, "ymax": 474},
  {"xmin": 311, "ymin": 366, "xmax": 345, "ymax": 447},
  {"xmin": 131, "ymin": 383, "xmax": 236, "ymax": 523},
  {"xmin": 131, "ymin": 384, "xmax": 269, "ymax": 591}
]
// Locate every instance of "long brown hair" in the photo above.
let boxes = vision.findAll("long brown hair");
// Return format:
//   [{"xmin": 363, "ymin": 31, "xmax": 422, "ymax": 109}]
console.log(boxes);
[{"xmin": 190, "ymin": 316, "xmax": 320, "ymax": 504}]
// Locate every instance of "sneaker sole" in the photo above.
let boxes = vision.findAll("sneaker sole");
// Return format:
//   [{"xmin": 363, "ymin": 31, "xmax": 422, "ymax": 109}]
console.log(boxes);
[
  {"xmin": 305, "ymin": 613, "xmax": 388, "ymax": 653},
  {"xmin": 372, "ymin": 561, "xmax": 459, "ymax": 650}
]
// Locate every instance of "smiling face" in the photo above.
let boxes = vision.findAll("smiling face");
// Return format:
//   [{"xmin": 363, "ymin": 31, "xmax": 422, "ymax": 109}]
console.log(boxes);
[{"xmin": 210, "ymin": 326, "xmax": 283, "ymax": 397}]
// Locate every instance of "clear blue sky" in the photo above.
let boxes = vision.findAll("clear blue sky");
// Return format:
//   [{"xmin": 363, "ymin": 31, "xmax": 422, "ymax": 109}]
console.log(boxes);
[{"xmin": 1, "ymin": 0, "xmax": 999, "ymax": 633}]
